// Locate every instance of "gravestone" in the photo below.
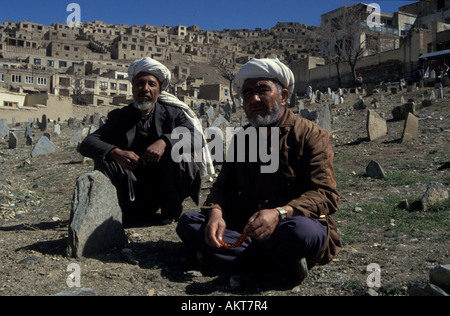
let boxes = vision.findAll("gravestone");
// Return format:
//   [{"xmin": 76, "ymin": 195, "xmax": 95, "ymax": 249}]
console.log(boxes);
[
  {"xmin": 316, "ymin": 91, "xmax": 322, "ymax": 102},
  {"xmin": 299, "ymin": 100, "xmax": 304, "ymax": 111},
  {"xmin": 67, "ymin": 171, "xmax": 127, "ymax": 258},
  {"xmin": 310, "ymin": 92, "xmax": 316, "ymax": 104},
  {"xmin": 206, "ymin": 106, "xmax": 215, "ymax": 120},
  {"xmin": 26, "ymin": 135, "xmax": 33, "ymax": 146},
  {"xmin": 44, "ymin": 132, "xmax": 51, "ymax": 141},
  {"xmin": 70, "ymin": 129, "xmax": 84, "ymax": 145},
  {"xmin": 307, "ymin": 86, "xmax": 312, "ymax": 99},
  {"xmin": 212, "ymin": 114, "xmax": 229, "ymax": 128},
  {"xmin": 430, "ymin": 90, "xmax": 435, "ymax": 100},
  {"xmin": 300, "ymin": 105, "xmax": 332, "ymax": 134},
  {"xmin": 54, "ymin": 124, "xmax": 61, "ymax": 135},
  {"xmin": 68, "ymin": 118, "xmax": 76, "ymax": 128},
  {"xmin": 317, "ymin": 105, "xmax": 332, "ymax": 134},
  {"xmin": 353, "ymin": 99, "xmax": 367, "ymax": 110},
  {"xmin": 366, "ymin": 160, "xmax": 385, "ymax": 179},
  {"xmin": 88, "ymin": 126, "xmax": 97, "ymax": 135},
  {"xmin": 401, "ymin": 113, "xmax": 419, "ymax": 143},
  {"xmin": 438, "ymin": 85, "xmax": 444, "ymax": 99},
  {"xmin": 25, "ymin": 126, "xmax": 32, "ymax": 139},
  {"xmin": 367, "ymin": 110, "xmax": 387, "ymax": 141},
  {"xmin": 0, "ymin": 119, "xmax": 9, "ymax": 138},
  {"xmin": 93, "ymin": 113, "xmax": 101, "ymax": 126},
  {"xmin": 392, "ymin": 102, "xmax": 415, "ymax": 121},
  {"xmin": 30, "ymin": 136, "xmax": 56, "ymax": 158},
  {"xmin": 99, "ymin": 117, "xmax": 107, "ymax": 128},
  {"xmin": 40, "ymin": 114, "xmax": 47, "ymax": 132},
  {"xmin": 8, "ymin": 132, "xmax": 18, "ymax": 149}
]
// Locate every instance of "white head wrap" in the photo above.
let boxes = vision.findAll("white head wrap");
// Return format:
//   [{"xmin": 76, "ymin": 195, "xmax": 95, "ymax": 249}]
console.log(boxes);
[
  {"xmin": 128, "ymin": 57, "xmax": 172, "ymax": 91},
  {"xmin": 233, "ymin": 58, "xmax": 295, "ymax": 95}
]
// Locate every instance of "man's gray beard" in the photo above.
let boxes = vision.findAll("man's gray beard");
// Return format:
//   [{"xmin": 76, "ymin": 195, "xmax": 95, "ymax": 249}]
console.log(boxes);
[
  {"xmin": 134, "ymin": 100, "xmax": 156, "ymax": 112},
  {"xmin": 247, "ymin": 100, "xmax": 282, "ymax": 127}
]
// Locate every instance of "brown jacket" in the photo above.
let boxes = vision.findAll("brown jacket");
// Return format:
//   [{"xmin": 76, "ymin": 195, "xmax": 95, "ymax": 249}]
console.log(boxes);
[{"xmin": 202, "ymin": 108, "xmax": 341, "ymax": 265}]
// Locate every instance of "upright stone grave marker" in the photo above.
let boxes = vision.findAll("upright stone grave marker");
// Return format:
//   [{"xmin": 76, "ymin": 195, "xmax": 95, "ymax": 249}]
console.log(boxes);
[{"xmin": 0, "ymin": 119, "xmax": 9, "ymax": 138}]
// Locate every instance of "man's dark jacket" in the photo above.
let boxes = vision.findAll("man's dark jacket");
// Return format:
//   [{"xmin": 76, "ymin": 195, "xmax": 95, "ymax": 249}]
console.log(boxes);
[{"xmin": 79, "ymin": 102, "xmax": 201, "ymax": 203}]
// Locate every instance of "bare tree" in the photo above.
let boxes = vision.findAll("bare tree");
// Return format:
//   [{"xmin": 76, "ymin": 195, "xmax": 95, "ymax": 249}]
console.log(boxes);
[{"xmin": 322, "ymin": 4, "xmax": 380, "ymax": 85}]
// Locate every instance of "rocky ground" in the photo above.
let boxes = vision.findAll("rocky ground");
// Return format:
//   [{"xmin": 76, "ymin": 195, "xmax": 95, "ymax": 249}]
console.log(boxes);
[{"xmin": 0, "ymin": 84, "xmax": 448, "ymax": 298}]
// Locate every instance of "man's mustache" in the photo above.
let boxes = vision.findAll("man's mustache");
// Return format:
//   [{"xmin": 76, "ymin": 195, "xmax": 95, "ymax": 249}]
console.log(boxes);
[{"xmin": 138, "ymin": 93, "xmax": 155, "ymax": 99}]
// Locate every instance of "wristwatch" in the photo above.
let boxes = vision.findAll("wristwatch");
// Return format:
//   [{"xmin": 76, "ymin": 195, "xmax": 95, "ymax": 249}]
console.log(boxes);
[{"xmin": 276, "ymin": 207, "xmax": 288, "ymax": 221}]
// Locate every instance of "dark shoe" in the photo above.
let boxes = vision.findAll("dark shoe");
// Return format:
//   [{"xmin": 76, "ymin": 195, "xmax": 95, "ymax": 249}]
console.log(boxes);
[
  {"xmin": 292, "ymin": 258, "xmax": 309, "ymax": 283},
  {"xmin": 275, "ymin": 257, "xmax": 309, "ymax": 284}
]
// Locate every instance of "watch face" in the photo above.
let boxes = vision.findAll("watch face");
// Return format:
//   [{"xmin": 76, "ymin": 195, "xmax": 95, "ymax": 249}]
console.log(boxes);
[{"xmin": 277, "ymin": 208, "xmax": 287, "ymax": 220}]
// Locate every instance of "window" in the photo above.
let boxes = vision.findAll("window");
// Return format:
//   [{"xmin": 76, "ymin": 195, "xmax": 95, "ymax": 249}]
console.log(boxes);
[
  {"xmin": 37, "ymin": 77, "xmax": 47, "ymax": 85},
  {"xmin": 47, "ymin": 60, "xmax": 55, "ymax": 67},
  {"xmin": 100, "ymin": 82, "xmax": 108, "ymax": 90},
  {"xmin": 11, "ymin": 75, "xmax": 21, "ymax": 83},
  {"xmin": 59, "ymin": 61, "xmax": 67, "ymax": 68},
  {"xmin": 59, "ymin": 77, "xmax": 70, "ymax": 86},
  {"xmin": 85, "ymin": 80, "xmax": 95, "ymax": 89},
  {"xmin": 119, "ymin": 83, "xmax": 128, "ymax": 91},
  {"xmin": 0, "ymin": 73, "xmax": 4, "ymax": 82},
  {"xmin": 34, "ymin": 58, "xmax": 41, "ymax": 65},
  {"xmin": 25, "ymin": 76, "xmax": 34, "ymax": 84},
  {"xmin": 110, "ymin": 82, "xmax": 117, "ymax": 90},
  {"xmin": 3, "ymin": 101, "xmax": 18, "ymax": 107}
]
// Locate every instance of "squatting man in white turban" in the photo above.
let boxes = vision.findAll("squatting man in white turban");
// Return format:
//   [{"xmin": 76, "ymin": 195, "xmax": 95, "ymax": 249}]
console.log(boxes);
[
  {"xmin": 177, "ymin": 58, "xmax": 341, "ymax": 284},
  {"xmin": 79, "ymin": 57, "xmax": 211, "ymax": 227}
]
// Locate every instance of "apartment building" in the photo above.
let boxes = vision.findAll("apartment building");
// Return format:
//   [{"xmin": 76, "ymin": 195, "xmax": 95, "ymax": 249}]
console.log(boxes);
[
  {"xmin": 0, "ymin": 4, "xmax": 358, "ymax": 110},
  {"xmin": 0, "ymin": 64, "xmax": 52, "ymax": 93}
]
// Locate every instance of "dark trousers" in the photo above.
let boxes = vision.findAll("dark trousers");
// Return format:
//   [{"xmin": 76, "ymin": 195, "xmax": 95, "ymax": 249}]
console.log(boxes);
[
  {"xmin": 176, "ymin": 212, "xmax": 327, "ymax": 275},
  {"xmin": 96, "ymin": 157, "xmax": 201, "ymax": 226}
]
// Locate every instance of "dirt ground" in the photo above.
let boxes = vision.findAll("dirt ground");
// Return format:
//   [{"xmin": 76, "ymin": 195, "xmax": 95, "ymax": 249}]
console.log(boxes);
[{"xmin": 0, "ymin": 84, "xmax": 448, "ymax": 297}]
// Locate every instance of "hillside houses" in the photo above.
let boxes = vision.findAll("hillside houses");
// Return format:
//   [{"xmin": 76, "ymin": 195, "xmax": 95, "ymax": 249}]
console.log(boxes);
[
  {"xmin": 1, "ymin": 0, "xmax": 449, "ymax": 121},
  {"xmin": 0, "ymin": 18, "xmax": 323, "ymax": 114}
]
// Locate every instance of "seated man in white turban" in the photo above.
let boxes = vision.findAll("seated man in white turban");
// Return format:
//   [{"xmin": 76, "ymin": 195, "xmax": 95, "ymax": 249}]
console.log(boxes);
[
  {"xmin": 177, "ymin": 58, "xmax": 341, "ymax": 284},
  {"xmin": 79, "ymin": 57, "xmax": 202, "ymax": 227}
]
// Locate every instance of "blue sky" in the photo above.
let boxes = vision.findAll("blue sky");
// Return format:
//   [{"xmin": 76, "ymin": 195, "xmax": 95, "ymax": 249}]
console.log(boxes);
[{"xmin": 0, "ymin": 0, "xmax": 417, "ymax": 30}]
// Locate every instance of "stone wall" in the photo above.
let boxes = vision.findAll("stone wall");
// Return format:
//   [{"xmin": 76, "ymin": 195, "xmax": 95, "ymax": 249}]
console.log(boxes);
[{"xmin": 0, "ymin": 93, "xmax": 119, "ymax": 124}]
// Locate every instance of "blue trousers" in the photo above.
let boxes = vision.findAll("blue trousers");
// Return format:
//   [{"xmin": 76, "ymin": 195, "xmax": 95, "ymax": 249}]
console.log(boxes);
[{"xmin": 176, "ymin": 212, "xmax": 328, "ymax": 274}]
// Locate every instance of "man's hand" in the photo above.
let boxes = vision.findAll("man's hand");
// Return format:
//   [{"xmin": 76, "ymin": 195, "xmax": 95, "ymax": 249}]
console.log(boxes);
[
  {"xmin": 141, "ymin": 139, "xmax": 167, "ymax": 164},
  {"xmin": 245, "ymin": 209, "xmax": 280, "ymax": 242},
  {"xmin": 205, "ymin": 208, "xmax": 226, "ymax": 248},
  {"xmin": 109, "ymin": 148, "xmax": 140, "ymax": 171}
]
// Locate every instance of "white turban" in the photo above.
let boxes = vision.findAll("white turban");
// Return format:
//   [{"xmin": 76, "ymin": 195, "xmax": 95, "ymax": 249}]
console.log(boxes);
[
  {"xmin": 233, "ymin": 58, "xmax": 295, "ymax": 95},
  {"xmin": 128, "ymin": 57, "xmax": 172, "ymax": 91}
]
